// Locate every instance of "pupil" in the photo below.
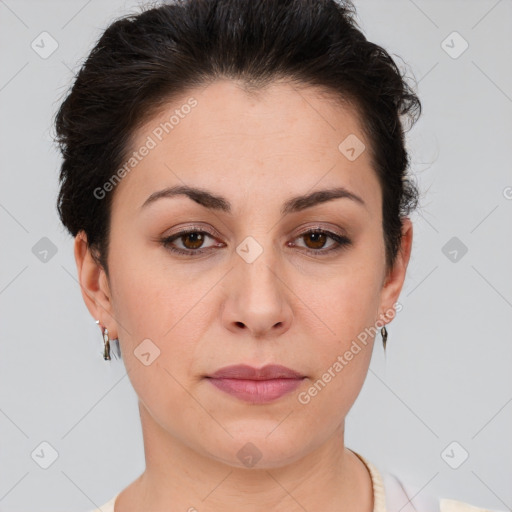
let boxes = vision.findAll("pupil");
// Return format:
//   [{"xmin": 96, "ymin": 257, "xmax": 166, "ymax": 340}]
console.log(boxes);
[
  {"xmin": 186, "ymin": 232, "xmax": 203, "ymax": 248},
  {"xmin": 307, "ymin": 232, "xmax": 325, "ymax": 248}
]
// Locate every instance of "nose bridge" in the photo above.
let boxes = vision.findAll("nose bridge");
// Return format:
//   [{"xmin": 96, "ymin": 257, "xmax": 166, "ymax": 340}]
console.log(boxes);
[
  {"xmin": 234, "ymin": 232, "xmax": 282, "ymax": 298},
  {"xmin": 222, "ymin": 229, "xmax": 293, "ymax": 336}
]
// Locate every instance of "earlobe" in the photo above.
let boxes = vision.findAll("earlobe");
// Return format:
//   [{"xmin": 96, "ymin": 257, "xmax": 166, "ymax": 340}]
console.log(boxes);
[{"xmin": 74, "ymin": 231, "xmax": 118, "ymax": 338}]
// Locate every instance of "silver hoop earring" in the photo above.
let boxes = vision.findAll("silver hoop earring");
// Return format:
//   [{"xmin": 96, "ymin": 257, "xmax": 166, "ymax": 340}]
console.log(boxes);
[
  {"xmin": 381, "ymin": 325, "xmax": 388, "ymax": 352},
  {"xmin": 102, "ymin": 327, "xmax": 111, "ymax": 360},
  {"xmin": 95, "ymin": 320, "xmax": 121, "ymax": 361}
]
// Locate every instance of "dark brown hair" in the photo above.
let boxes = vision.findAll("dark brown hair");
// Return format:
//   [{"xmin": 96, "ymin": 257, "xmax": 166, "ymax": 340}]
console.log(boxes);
[{"xmin": 54, "ymin": 0, "xmax": 421, "ymax": 275}]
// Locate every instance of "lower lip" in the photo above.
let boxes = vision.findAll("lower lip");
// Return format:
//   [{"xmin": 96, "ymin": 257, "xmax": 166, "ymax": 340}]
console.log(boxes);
[{"xmin": 207, "ymin": 377, "xmax": 304, "ymax": 404}]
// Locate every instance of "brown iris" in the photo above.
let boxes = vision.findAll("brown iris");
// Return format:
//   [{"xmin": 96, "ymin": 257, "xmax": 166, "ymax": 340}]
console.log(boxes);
[
  {"xmin": 302, "ymin": 231, "xmax": 328, "ymax": 250},
  {"xmin": 180, "ymin": 232, "xmax": 206, "ymax": 250}
]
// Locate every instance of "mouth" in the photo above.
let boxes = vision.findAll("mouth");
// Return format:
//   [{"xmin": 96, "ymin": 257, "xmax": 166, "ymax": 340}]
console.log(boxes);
[{"xmin": 205, "ymin": 364, "xmax": 306, "ymax": 404}]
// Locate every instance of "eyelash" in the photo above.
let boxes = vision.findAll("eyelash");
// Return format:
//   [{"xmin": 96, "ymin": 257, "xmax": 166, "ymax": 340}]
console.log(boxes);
[{"xmin": 160, "ymin": 227, "xmax": 352, "ymax": 257}]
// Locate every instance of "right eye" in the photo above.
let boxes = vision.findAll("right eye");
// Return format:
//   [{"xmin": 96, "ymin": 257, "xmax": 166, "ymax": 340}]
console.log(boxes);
[{"xmin": 160, "ymin": 229, "xmax": 223, "ymax": 256}]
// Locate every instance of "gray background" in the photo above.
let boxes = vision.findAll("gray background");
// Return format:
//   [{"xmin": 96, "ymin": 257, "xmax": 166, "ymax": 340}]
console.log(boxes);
[{"xmin": 1, "ymin": 0, "xmax": 511, "ymax": 510}]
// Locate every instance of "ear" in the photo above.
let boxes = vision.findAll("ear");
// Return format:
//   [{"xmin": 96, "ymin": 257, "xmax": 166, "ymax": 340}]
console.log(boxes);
[
  {"xmin": 378, "ymin": 217, "xmax": 413, "ymax": 324},
  {"xmin": 74, "ymin": 230, "xmax": 118, "ymax": 339}
]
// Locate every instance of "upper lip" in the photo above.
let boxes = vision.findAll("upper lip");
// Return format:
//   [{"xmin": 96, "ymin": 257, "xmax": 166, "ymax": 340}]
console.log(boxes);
[{"xmin": 208, "ymin": 364, "xmax": 304, "ymax": 380}]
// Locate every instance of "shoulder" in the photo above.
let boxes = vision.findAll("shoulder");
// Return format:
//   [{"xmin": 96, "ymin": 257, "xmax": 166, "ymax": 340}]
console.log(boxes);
[
  {"xmin": 86, "ymin": 494, "xmax": 118, "ymax": 512},
  {"xmin": 354, "ymin": 451, "xmax": 506, "ymax": 512},
  {"xmin": 380, "ymin": 469, "xmax": 441, "ymax": 511},
  {"xmin": 386, "ymin": 471, "xmax": 506, "ymax": 512}
]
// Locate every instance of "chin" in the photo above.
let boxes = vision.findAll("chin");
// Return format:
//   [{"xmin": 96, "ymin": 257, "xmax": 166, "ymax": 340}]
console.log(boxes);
[{"xmin": 198, "ymin": 427, "xmax": 317, "ymax": 470}]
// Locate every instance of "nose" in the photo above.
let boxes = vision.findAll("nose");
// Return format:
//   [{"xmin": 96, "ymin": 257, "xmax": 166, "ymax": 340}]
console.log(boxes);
[{"xmin": 222, "ymin": 246, "xmax": 293, "ymax": 339}]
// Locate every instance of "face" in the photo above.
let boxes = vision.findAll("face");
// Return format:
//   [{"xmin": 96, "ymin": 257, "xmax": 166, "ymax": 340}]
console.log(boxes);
[{"xmin": 76, "ymin": 79, "xmax": 412, "ymax": 469}]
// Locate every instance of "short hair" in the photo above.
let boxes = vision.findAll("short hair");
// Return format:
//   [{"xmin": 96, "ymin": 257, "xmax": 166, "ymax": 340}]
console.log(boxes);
[{"xmin": 54, "ymin": 0, "xmax": 422, "ymax": 275}]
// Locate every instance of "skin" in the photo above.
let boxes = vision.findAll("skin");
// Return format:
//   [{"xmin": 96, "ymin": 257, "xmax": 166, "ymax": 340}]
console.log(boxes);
[{"xmin": 75, "ymin": 79, "xmax": 412, "ymax": 512}]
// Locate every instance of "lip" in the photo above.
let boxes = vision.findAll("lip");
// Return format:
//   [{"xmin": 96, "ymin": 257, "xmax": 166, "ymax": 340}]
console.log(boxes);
[
  {"xmin": 209, "ymin": 364, "xmax": 304, "ymax": 380},
  {"xmin": 206, "ymin": 364, "xmax": 305, "ymax": 404}
]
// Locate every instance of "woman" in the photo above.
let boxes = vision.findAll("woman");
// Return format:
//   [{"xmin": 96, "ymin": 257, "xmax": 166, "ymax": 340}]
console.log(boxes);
[{"xmin": 54, "ymin": 0, "xmax": 502, "ymax": 511}]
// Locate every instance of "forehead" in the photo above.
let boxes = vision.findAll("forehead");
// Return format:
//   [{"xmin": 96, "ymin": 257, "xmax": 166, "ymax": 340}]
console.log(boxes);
[{"xmin": 111, "ymin": 79, "xmax": 379, "ymax": 217}]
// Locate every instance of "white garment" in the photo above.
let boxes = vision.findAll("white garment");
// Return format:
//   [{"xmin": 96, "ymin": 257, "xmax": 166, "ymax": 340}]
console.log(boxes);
[
  {"xmin": 87, "ymin": 451, "xmax": 505, "ymax": 512},
  {"xmin": 355, "ymin": 451, "xmax": 505, "ymax": 512}
]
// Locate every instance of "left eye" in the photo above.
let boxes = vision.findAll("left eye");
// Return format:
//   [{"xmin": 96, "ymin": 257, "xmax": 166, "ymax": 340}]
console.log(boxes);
[
  {"xmin": 289, "ymin": 229, "xmax": 352, "ymax": 254},
  {"xmin": 160, "ymin": 228, "xmax": 351, "ymax": 256}
]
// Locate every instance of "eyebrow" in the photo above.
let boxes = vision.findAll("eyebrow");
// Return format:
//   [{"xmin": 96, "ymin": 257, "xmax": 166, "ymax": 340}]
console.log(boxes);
[{"xmin": 140, "ymin": 184, "xmax": 366, "ymax": 215}]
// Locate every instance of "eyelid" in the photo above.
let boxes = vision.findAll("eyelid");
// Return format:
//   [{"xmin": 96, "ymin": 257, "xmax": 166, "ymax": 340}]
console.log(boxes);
[
  {"xmin": 160, "ymin": 223, "xmax": 351, "ymax": 257},
  {"xmin": 293, "ymin": 223, "xmax": 347, "ymax": 238},
  {"xmin": 162, "ymin": 222, "xmax": 347, "ymax": 243},
  {"xmin": 166, "ymin": 224, "xmax": 220, "ymax": 238}
]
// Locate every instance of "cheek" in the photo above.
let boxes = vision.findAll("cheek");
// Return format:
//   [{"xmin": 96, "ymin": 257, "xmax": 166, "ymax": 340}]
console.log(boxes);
[
  {"xmin": 296, "ymin": 301, "xmax": 376, "ymax": 424},
  {"xmin": 109, "ymin": 238, "xmax": 192, "ymax": 338},
  {"xmin": 291, "ymin": 254, "xmax": 382, "ymax": 407},
  {"xmin": 294, "ymin": 255, "xmax": 382, "ymax": 346},
  {"xmin": 109, "ymin": 262, "xmax": 201, "ymax": 428},
  {"xmin": 108, "ymin": 249, "xmax": 207, "ymax": 390}
]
